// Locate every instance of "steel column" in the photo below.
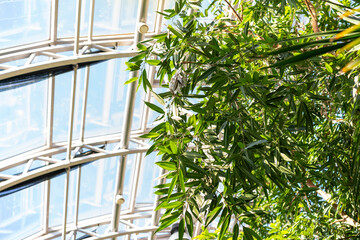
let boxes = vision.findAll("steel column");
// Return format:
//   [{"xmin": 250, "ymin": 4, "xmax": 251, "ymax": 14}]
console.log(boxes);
[
  {"xmin": 66, "ymin": 66, "xmax": 78, "ymax": 161},
  {"xmin": 74, "ymin": 0, "xmax": 82, "ymax": 55},
  {"xmin": 50, "ymin": 0, "xmax": 59, "ymax": 43},
  {"xmin": 88, "ymin": 0, "xmax": 95, "ymax": 42},
  {"xmin": 110, "ymin": 0, "xmax": 150, "ymax": 234},
  {"xmin": 62, "ymin": 169, "xmax": 70, "ymax": 240},
  {"xmin": 79, "ymin": 65, "xmax": 90, "ymax": 143}
]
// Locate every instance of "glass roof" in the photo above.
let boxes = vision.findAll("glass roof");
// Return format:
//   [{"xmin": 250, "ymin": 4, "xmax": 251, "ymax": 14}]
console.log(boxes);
[{"xmin": 0, "ymin": 0, "xmax": 178, "ymax": 239}]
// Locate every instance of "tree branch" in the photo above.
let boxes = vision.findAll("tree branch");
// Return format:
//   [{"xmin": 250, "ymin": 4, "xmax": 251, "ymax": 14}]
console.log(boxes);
[
  {"xmin": 303, "ymin": 0, "xmax": 321, "ymax": 40},
  {"xmin": 224, "ymin": 0, "xmax": 242, "ymax": 22}
]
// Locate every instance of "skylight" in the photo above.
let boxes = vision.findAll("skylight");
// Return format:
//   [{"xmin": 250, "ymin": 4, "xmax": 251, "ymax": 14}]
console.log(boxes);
[{"xmin": 0, "ymin": 0, "xmax": 175, "ymax": 239}]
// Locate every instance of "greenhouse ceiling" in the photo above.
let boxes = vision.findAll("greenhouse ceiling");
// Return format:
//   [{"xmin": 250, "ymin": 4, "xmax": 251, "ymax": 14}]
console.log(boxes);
[{"xmin": 0, "ymin": 0, "xmax": 180, "ymax": 239}]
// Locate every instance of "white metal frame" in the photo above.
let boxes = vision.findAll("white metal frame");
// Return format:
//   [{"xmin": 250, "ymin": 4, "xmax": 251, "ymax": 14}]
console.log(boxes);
[{"xmin": 0, "ymin": 0, "xmax": 171, "ymax": 239}]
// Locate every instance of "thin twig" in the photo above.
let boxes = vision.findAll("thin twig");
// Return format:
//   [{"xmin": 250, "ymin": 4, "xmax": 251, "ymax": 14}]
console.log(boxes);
[{"xmin": 224, "ymin": 0, "xmax": 242, "ymax": 22}]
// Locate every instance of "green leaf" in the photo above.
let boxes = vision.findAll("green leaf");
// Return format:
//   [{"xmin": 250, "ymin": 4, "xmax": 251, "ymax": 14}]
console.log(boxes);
[
  {"xmin": 156, "ymin": 211, "xmax": 181, "ymax": 232},
  {"xmin": 268, "ymin": 42, "xmax": 348, "ymax": 68},
  {"xmin": 168, "ymin": 25, "xmax": 183, "ymax": 39},
  {"xmin": 179, "ymin": 169, "xmax": 186, "ymax": 192},
  {"xmin": 159, "ymin": 192, "xmax": 185, "ymax": 202},
  {"xmin": 169, "ymin": 141, "xmax": 178, "ymax": 154},
  {"xmin": 145, "ymin": 101, "xmax": 165, "ymax": 114},
  {"xmin": 124, "ymin": 77, "xmax": 138, "ymax": 85},
  {"xmin": 128, "ymin": 53, "xmax": 146, "ymax": 62},
  {"xmin": 178, "ymin": 218, "xmax": 185, "ymax": 240},
  {"xmin": 205, "ymin": 206, "xmax": 222, "ymax": 227},
  {"xmin": 139, "ymin": 132, "xmax": 160, "ymax": 138},
  {"xmin": 245, "ymin": 227, "xmax": 262, "ymax": 240},
  {"xmin": 218, "ymin": 214, "xmax": 230, "ymax": 240},
  {"xmin": 154, "ymin": 188, "xmax": 169, "ymax": 195},
  {"xmin": 162, "ymin": 201, "xmax": 183, "ymax": 209},
  {"xmin": 185, "ymin": 211, "xmax": 194, "ymax": 237},
  {"xmin": 237, "ymin": 166, "xmax": 265, "ymax": 187},
  {"xmin": 198, "ymin": 66, "xmax": 217, "ymax": 82},
  {"xmin": 233, "ymin": 223, "xmax": 239, "ymax": 240},
  {"xmin": 136, "ymin": 43, "xmax": 147, "ymax": 51},
  {"xmin": 168, "ymin": 174, "xmax": 178, "ymax": 200},
  {"xmin": 155, "ymin": 161, "xmax": 177, "ymax": 171},
  {"xmin": 151, "ymin": 91, "xmax": 165, "ymax": 105},
  {"xmin": 140, "ymin": 132, "xmax": 160, "ymax": 138},
  {"xmin": 146, "ymin": 59, "xmax": 161, "ymax": 65},
  {"xmin": 184, "ymin": 152, "xmax": 206, "ymax": 159},
  {"xmin": 324, "ymin": 62, "xmax": 333, "ymax": 73},
  {"xmin": 142, "ymin": 70, "xmax": 152, "ymax": 91},
  {"xmin": 245, "ymin": 139, "xmax": 267, "ymax": 149}
]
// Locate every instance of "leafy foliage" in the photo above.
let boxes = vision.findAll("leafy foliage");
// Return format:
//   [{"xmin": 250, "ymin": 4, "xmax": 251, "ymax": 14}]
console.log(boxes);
[{"xmin": 127, "ymin": 0, "xmax": 360, "ymax": 238}]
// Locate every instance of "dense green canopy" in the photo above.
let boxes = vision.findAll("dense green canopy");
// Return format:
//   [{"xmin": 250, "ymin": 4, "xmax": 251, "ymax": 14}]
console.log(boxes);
[{"xmin": 128, "ymin": 0, "xmax": 360, "ymax": 238}]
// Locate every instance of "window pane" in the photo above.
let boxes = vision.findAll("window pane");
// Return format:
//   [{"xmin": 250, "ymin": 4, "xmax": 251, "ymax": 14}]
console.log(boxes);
[
  {"xmin": 85, "ymin": 59, "xmax": 128, "ymax": 138},
  {"xmin": 0, "ymin": 79, "xmax": 47, "ymax": 160},
  {"xmin": 0, "ymin": 0, "xmax": 50, "ymax": 49},
  {"xmin": 93, "ymin": 0, "xmax": 138, "ymax": 35},
  {"xmin": 57, "ymin": 0, "xmax": 90, "ymax": 38},
  {"xmin": 78, "ymin": 156, "xmax": 119, "ymax": 220},
  {"xmin": 136, "ymin": 152, "xmax": 161, "ymax": 204},
  {"xmin": 0, "ymin": 183, "xmax": 44, "ymax": 240}
]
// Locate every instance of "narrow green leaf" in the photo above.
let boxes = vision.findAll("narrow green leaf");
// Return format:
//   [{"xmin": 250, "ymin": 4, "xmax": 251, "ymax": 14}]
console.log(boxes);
[
  {"xmin": 185, "ymin": 211, "xmax": 194, "ymax": 237},
  {"xmin": 245, "ymin": 139, "xmax": 267, "ymax": 149},
  {"xmin": 198, "ymin": 66, "xmax": 217, "ymax": 82},
  {"xmin": 245, "ymin": 227, "xmax": 262, "ymax": 240},
  {"xmin": 159, "ymin": 192, "xmax": 185, "ymax": 202},
  {"xmin": 145, "ymin": 101, "xmax": 165, "ymax": 114},
  {"xmin": 179, "ymin": 169, "xmax": 186, "ymax": 192},
  {"xmin": 268, "ymin": 42, "xmax": 348, "ymax": 68},
  {"xmin": 169, "ymin": 141, "xmax": 178, "ymax": 154},
  {"xmin": 218, "ymin": 214, "xmax": 230, "ymax": 240},
  {"xmin": 168, "ymin": 174, "xmax": 178, "ymax": 200},
  {"xmin": 156, "ymin": 211, "xmax": 181, "ymax": 232},
  {"xmin": 146, "ymin": 59, "xmax": 161, "ymax": 65},
  {"xmin": 155, "ymin": 161, "xmax": 177, "ymax": 171},
  {"xmin": 140, "ymin": 132, "xmax": 160, "ymax": 138},
  {"xmin": 205, "ymin": 206, "xmax": 222, "ymax": 227},
  {"xmin": 142, "ymin": 70, "xmax": 152, "ymax": 91},
  {"xmin": 124, "ymin": 77, "xmax": 138, "ymax": 85},
  {"xmin": 151, "ymin": 91, "xmax": 165, "ymax": 105},
  {"xmin": 178, "ymin": 218, "xmax": 185, "ymax": 240},
  {"xmin": 162, "ymin": 201, "xmax": 183, "ymax": 209},
  {"xmin": 129, "ymin": 53, "xmax": 146, "ymax": 62},
  {"xmin": 237, "ymin": 166, "xmax": 265, "ymax": 187},
  {"xmin": 136, "ymin": 43, "xmax": 147, "ymax": 51},
  {"xmin": 233, "ymin": 223, "xmax": 239, "ymax": 240},
  {"xmin": 168, "ymin": 25, "xmax": 183, "ymax": 39}
]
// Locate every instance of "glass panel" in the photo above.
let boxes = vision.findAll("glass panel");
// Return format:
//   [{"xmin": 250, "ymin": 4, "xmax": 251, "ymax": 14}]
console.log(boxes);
[
  {"xmin": 58, "ymin": 0, "xmax": 90, "ymax": 38},
  {"xmin": 84, "ymin": 59, "xmax": 128, "ymax": 138},
  {"xmin": 136, "ymin": 152, "xmax": 161, "ymax": 204},
  {"xmin": 66, "ymin": 168, "xmax": 79, "ymax": 224},
  {"xmin": 0, "ymin": 78, "xmax": 47, "ymax": 160},
  {"xmin": 78, "ymin": 156, "xmax": 119, "ymax": 220},
  {"xmin": 147, "ymin": 0, "xmax": 158, "ymax": 32},
  {"xmin": 93, "ymin": 0, "xmax": 138, "ymax": 35},
  {"xmin": 0, "ymin": 182, "xmax": 43, "ymax": 240},
  {"xmin": 132, "ymin": 86, "xmax": 145, "ymax": 131},
  {"xmin": 0, "ymin": 0, "xmax": 51, "ymax": 49},
  {"xmin": 53, "ymin": 68, "xmax": 84, "ymax": 142},
  {"xmin": 122, "ymin": 154, "xmax": 137, "ymax": 210},
  {"xmin": 49, "ymin": 173, "xmax": 65, "ymax": 227}
]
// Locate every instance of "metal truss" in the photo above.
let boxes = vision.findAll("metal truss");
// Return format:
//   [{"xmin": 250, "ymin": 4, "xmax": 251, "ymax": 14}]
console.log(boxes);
[
  {"xmin": 0, "ymin": 131, "xmax": 151, "ymax": 191},
  {"xmin": 0, "ymin": 0, "xmax": 169, "ymax": 239}
]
